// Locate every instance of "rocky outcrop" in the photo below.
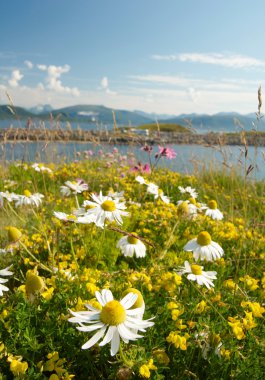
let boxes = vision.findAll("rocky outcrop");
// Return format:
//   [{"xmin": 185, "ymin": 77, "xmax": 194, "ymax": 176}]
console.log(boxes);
[{"xmin": 0, "ymin": 128, "xmax": 264, "ymax": 146}]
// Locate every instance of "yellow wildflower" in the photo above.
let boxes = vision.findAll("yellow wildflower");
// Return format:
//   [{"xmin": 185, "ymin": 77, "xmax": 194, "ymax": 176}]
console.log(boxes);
[
  {"xmin": 242, "ymin": 312, "xmax": 257, "ymax": 330},
  {"xmin": 223, "ymin": 278, "xmax": 238, "ymax": 291},
  {"xmin": 166, "ymin": 331, "xmax": 189, "ymax": 350},
  {"xmin": 195, "ymin": 300, "xmax": 209, "ymax": 314},
  {"xmin": 241, "ymin": 301, "xmax": 265, "ymax": 318},
  {"xmin": 139, "ymin": 359, "xmax": 157, "ymax": 379},
  {"xmin": 239, "ymin": 275, "xmax": 259, "ymax": 291},
  {"xmin": 228, "ymin": 317, "xmax": 245, "ymax": 340},
  {"xmin": 220, "ymin": 348, "xmax": 231, "ymax": 360}
]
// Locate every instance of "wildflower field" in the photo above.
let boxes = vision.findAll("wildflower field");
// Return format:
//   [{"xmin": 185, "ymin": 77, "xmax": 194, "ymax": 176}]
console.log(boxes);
[{"xmin": 0, "ymin": 146, "xmax": 264, "ymax": 380}]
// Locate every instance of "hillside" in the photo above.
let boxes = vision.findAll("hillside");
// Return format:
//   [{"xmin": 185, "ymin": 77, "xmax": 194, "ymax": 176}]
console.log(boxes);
[
  {"xmin": 0, "ymin": 104, "xmax": 264, "ymax": 132},
  {"xmin": 39, "ymin": 105, "xmax": 152, "ymax": 125},
  {"xmin": 163, "ymin": 112, "xmax": 265, "ymax": 132},
  {"xmin": 0, "ymin": 105, "xmax": 34, "ymax": 119}
]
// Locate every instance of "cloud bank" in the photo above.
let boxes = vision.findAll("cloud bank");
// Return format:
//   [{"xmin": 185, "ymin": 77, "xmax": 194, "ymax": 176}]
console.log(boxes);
[{"xmin": 152, "ymin": 52, "xmax": 265, "ymax": 69}]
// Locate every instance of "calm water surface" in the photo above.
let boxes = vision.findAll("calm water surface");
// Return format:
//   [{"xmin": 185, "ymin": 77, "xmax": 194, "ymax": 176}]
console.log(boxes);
[{"xmin": 1, "ymin": 141, "xmax": 264, "ymax": 180}]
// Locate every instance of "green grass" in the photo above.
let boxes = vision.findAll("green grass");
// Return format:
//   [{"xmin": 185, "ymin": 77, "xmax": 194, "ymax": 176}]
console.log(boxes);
[
  {"xmin": 0, "ymin": 155, "xmax": 264, "ymax": 379},
  {"xmin": 137, "ymin": 123, "xmax": 193, "ymax": 133}
]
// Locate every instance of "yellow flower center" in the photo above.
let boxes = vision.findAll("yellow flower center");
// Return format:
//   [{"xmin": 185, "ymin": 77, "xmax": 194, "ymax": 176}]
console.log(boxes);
[
  {"xmin": 67, "ymin": 214, "xmax": 77, "ymax": 221},
  {"xmin": 100, "ymin": 300, "xmax": 126, "ymax": 325},
  {"xmin": 188, "ymin": 197, "xmax": 196, "ymax": 205},
  {"xmin": 127, "ymin": 233, "xmax": 138, "ymax": 245},
  {"xmin": 208, "ymin": 200, "xmax": 218, "ymax": 209},
  {"xmin": 122, "ymin": 288, "xmax": 144, "ymax": 308},
  {"xmin": 24, "ymin": 189, "xmax": 32, "ymax": 197},
  {"xmin": 197, "ymin": 231, "xmax": 212, "ymax": 246},
  {"xmin": 177, "ymin": 201, "xmax": 189, "ymax": 215},
  {"xmin": 191, "ymin": 264, "xmax": 203, "ymax": 275},
  {"xmin": 101, "ymin": 200, "xmax": 116, "ymax": 212}
]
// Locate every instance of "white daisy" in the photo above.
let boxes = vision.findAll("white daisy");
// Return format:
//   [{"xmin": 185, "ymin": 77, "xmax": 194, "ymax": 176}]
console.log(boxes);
[
  {"xmin": 53, "ymin": 211, "xmax": 95, "ymax": 224},
  {"xmin": 121, "ymin": 288, "xmax": 146, "ymax": 334},
  {"xmin": 177, "ymin": 200, "xmax": 198, "ymax": 218},
  {"xmin": 15, "ymin": 190, "xmax": 44, "ymax": 207},
  {"xmin": 117, "ymin": 234, "xmax": 146, "ymax": 258},
  {"xmin": 177, "ymin": 261, "xmax": 217, "ymax": 289},
  {"xmin": 146, "ymin": 182, "xmax": 159, "ymax": 195},
  {"xmin": 0, "ymin": 265, "xmax": 13, "ymax": 296},
  {"xmin": 60, "ymin": 179, "xmax": 88, "ymax": 196},
  {"xmin": 107, "ymin": 190, "xmax": 125, "ymax": 201},
  {"xmin": 135, "ymin": 176, "xmax": 146, "ymax": 185},
  {"xmin": 146, "ymin": 184, "xmax": 170, "ymax": 204},
  {"xmin": 178, "ymin": 186, "xmax": 198, "ymax": 199},
  {"xmin": 203, "ymin": 200, "xmax": 223, "ymax": 220},
  {"xmin": 0, "ymin": 191, "xmax": 19, "ymax": 203},
  {"xmin": 32, "ymin": 163, "xmax": 52, "ymax": 173},
  {"xmin": 183, "ymin": 231, "xmax": 224, "ymax": 262},
  {"xmin": 84, "ymin": 191, "xmax": 129, "ymax": 228},
  {"xmin": 68, "ymin": 289, "xmax": 154, "ymax": 356}
]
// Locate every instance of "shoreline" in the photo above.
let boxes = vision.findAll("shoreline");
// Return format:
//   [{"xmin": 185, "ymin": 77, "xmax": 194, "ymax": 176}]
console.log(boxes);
[{"xmin": 1, "ymin": 128, "xmax": 265, "ymax": 146}]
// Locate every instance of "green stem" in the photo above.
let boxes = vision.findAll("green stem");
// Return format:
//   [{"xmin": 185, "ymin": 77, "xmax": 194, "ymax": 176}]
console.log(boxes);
[
  {"xmin": 6, "ymin": 202, "xmax": 25, "ymax": 223},
  {"xmin": 19, "ymin": 241, "xmax": 52, "ymax": 273},
  {"xmin": 70, "ymin": 235, "xmax": 79, "ymax": 270},
  {"xmin": 119, "ymin": 343, "xmax": 134, "ymax": 368},
  {"xmin": 74, "ymin": 194, "xmax": 80, "ymax": 209},
  {"xmin": 188, "ymin": 279, "xmax": 226, "ymax": 322}
]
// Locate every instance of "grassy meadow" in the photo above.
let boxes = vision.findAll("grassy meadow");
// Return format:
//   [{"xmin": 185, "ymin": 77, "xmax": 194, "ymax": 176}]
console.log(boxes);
[{"xmin": 0, "ymin": 144, "xmax": 264, "ymax": 379}]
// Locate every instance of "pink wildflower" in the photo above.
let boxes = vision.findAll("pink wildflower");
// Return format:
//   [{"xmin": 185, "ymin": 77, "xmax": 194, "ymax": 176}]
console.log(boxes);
[{"xmin": 156, "ymin": 146, "xmax": 177, "ymax": 159}]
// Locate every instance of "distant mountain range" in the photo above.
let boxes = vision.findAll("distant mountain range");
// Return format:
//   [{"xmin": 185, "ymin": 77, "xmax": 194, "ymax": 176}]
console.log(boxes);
[{"xmin": 0, "ymin": 104, "xmax": 264, "ymax": 132}]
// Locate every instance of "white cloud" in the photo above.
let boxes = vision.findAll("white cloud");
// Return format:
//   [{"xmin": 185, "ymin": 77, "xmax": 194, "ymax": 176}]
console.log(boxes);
[
  {"xmin": 187, "ymin": 87, "xmax": 201, "ymax": 103},
  {"xmin": 37, "ymin": 63, "xmax": 80, "ymax": 96},
  {"xmin": 8, "ymin": 69, "xmax": 23, "ymax": 87},
  {"xmin": 152, "ymin": 53, "xmax": 265, "ymax": 69},
  {"xmin": 24, "ymin": 60, "xmax": 34, "ymax": 69},
  {"xmin": 129, "ymin": 74, "xmax": 243, "ymax": 91},
  {"xmin": 100, "ymin": 76, "xmax": 108, "ymax": 89},
  {"xmin": 100, "ymin": 76, "xmax": 117, "ymax": 95}
]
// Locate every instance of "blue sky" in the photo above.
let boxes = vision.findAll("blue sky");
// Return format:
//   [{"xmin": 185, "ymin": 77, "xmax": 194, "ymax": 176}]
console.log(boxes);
[{"xmin": 1, "ymin": 0, "xmax": 265, "ymax": 115}]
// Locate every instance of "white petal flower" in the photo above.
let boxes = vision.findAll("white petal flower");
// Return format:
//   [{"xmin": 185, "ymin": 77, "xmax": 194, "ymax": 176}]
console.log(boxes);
[
  {"xmin": 84, "ymin": 191, "xmax": 129, "ymax": 228},
  {"xmin": 60, "ymin": 179, "xmax": 88, "ymax": 196},
  {"xmin": 177, "ymin": 200, "xmax": 198, "ymax": 218},
  {"xmin": 32, "ymin": 163, "xmax": 52, "ymax": 173},
  {"xmin": 53, "ymin": 211, "xmax": 95, "ymax": 224},
  {"xmin": 107, "ymin": 190, "xmax": 125, "ymax": 201},
  {"xmin": 205, "ymin": 208, "xmax": 223, "ymax": 220},
  {"xmin": 14, "ymin": 190, "xmax": 44, "ymax": 207},
  {"xmin": 135, "ymin": 176, "xmax": 146, "ymax": 185},
  {"xmin": 146, "ymin": 182, "xmax": 159, "ymax": 195},
  {"xmin": 117, "ymin": 234, "xmax": 146, "ymax": 258},
  {"xmin": 0, "ymin": 265, "xmax": 13, "ymax": 296},
  {"xmin": 68, "ymin": 289, "xmax": 154, "ymax": 356},
  {"xmin": 177, "ymin": 261, "xmax": 217, "ymax": 289},
  {"xmin": 202, "ymin": 200, "xmax": 223, "ymax": 220},
  {"xmin": 178, "ymin": 186, "xmax": 198, "ymax": 199},
  {"xmin": 60, "ymin": 186, "xmax": 72, "ymax": 197},
  {"xmin": 146, "ymin": 184, "xmax": 170, "ymax": 204},
  {"xmin": 184, "ymin": 231, "xmax": 224, "ymax": 262},
  {"xmin": 0, "ymin": 191, "xmax": 20, "ymax": 203}
]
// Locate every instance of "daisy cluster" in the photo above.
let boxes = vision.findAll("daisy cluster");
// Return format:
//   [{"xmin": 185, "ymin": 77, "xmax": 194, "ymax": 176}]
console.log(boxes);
[{"xmin": 0, "ymin": 155, "xmax": 264, "ymax": 379}]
